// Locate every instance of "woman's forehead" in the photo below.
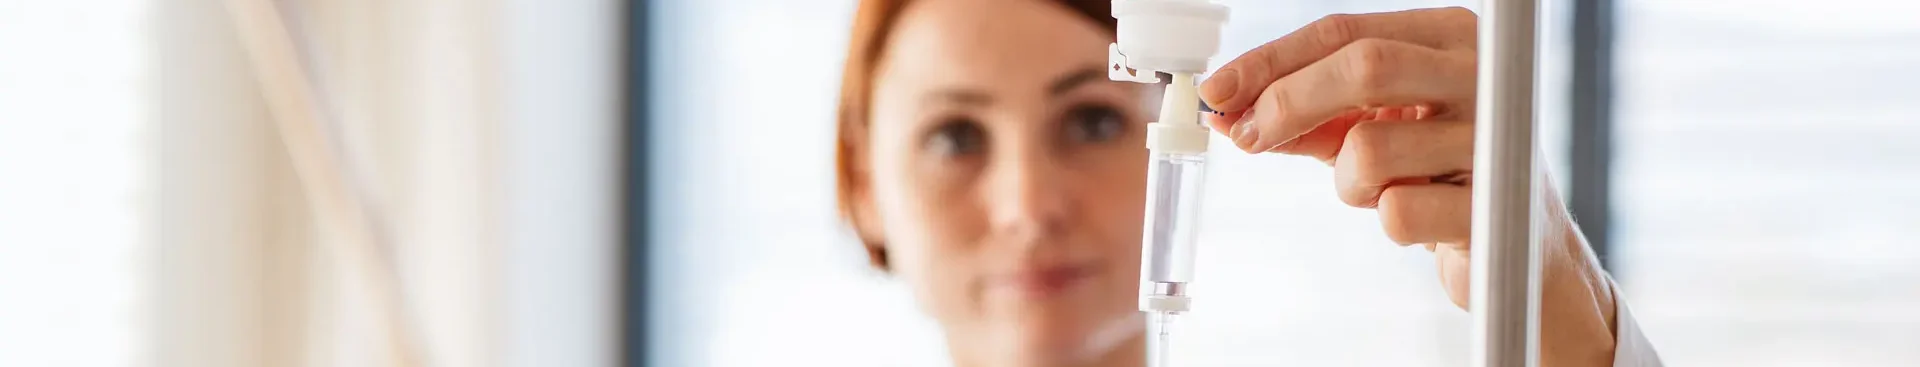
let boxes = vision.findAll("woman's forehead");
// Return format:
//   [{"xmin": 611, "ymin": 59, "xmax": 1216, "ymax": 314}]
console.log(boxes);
[{"xmin": 875, "ymin": 0, "xmax": 1112, "ymax": 92}]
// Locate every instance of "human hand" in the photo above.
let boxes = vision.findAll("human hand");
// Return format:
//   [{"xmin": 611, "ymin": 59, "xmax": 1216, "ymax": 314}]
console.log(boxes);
[{"xmin": 1199, "ymin": 7, "xmax": 1619, "ymax": 366}]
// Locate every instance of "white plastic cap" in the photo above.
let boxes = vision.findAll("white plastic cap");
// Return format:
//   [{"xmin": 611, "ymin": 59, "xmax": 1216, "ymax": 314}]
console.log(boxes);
[
  {"xmin": 1111, "ymin": 0, "xmax": 1230, "ymax": 76},
  {"xmin": 1142, "ymin": 294, "xmax": 1192, "ymax": 312},
  {"xmin": 1147, "ymin": 74, "xmax": 1210, "ymax": 154}
]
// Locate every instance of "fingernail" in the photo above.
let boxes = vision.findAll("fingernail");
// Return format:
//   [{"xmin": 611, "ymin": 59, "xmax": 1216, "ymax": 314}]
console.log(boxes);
[
  {"xmin": 1232, "ymin": 109, "xmax": 1260, "ymax": 149},
  {"xmin": 1200, "ymin": 69, "xmax": 1239, "ymax": 106}
]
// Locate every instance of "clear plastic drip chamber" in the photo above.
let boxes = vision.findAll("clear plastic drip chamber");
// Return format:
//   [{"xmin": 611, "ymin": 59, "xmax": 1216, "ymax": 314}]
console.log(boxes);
[
  {"xmin": 1136, "ymin": 73, "xmax": 1209, "ymax": 316},
  {"xmin": 1108, "ymin": 2, "xmax": 1231, "ymax": 366},
  {"xmin": 1141, "ymin": 151, "xmax": 1206, "ymax": 285}
]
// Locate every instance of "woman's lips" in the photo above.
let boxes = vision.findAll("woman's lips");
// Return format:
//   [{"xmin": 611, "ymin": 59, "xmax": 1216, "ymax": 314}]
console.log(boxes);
[{"xmin": 989, "ymin": 262, "xmax": 1100, "ymax": 299}]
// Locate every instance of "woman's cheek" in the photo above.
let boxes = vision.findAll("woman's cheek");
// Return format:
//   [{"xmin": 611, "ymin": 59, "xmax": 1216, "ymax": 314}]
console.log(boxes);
[
  {"xmin": 881, "ymin": 215, "xmax": 965, "ymax": 320},
  {"xmin": 1089, "ymin": 148, "xmax": 1150, "ymax": 297},
  {"xmin": 875, "ymin": 176, "xmax": 991, "ymax": 321}
]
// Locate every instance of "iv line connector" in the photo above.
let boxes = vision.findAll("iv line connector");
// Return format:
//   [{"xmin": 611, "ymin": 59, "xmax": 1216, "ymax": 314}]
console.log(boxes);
[{"xmin": 1142, "ymin": 281, "xmax": 1192, "ymax": 313}]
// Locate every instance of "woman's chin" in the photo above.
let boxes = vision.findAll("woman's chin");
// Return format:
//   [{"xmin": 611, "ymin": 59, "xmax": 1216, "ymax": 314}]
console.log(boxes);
[
  {"xmin": 962, "ymin": 276, "xmax": 1141, "ymax": 365},
  {"xmin": 980, "ymin": 307, "xmax": 1141, "ymax": 366}
]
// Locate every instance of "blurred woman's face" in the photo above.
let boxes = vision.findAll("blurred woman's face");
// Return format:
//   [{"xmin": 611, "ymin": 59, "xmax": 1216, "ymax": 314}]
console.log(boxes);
[{"xmin": 861, "ymin": 0, "xmax": 1150, "ymax": 365}]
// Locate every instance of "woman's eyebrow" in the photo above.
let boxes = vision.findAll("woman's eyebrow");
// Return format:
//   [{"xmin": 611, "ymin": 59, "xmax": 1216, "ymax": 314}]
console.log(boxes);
[
  {"xmin": 927, "ymin": 89, "xmax": 992, "ymax": 107},
  {"xmin": 923, "ymin": 66, "xmax": 1105, "ymax": 106},
  {"xmin": 1047, "ymin": 67, "xmax": 1107, "ymax": 96}
]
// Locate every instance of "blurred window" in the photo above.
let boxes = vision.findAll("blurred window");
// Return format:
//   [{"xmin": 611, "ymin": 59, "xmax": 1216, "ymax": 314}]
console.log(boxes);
[
  {"xmin": 0, "ymin": 1, "xmax": 151, "ymax": 365},
  {"xmin": 1612, "ymin": 1, "xmax": 1920, "ymax": 365}
]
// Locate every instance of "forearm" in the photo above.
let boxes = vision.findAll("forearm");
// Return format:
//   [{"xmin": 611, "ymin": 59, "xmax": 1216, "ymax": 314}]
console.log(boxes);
[{"xmin": 1538, "ymin": 188, "xmax": 1619, "ymax": 367}]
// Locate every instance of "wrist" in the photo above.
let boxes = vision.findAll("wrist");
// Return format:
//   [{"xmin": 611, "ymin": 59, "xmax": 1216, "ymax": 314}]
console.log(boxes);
[{"xmin": 1537, "ymin": 192, "xmax": 1619, "ymax": 366}]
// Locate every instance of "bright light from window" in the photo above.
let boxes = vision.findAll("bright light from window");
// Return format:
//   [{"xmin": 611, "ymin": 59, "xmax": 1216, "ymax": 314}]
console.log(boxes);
[
  {"xmin": 1617, "ymin": 0, "xmax": 1920, "ymax": 365},
  {"xmin": 0, "ymin": 0, "xmax": 151, "ymax": 365}
]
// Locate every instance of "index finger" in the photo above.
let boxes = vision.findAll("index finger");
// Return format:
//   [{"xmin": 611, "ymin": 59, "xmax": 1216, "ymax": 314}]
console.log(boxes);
[{"xmin": 1198, "ymin": 7, "xmax": 1477, "ymax": 113}]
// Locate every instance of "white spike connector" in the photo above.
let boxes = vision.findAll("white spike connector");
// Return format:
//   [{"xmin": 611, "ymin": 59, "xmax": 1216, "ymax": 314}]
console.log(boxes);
[{"xmin": 1108, "ymin": 1, "xmax": 1229, "ymax": 366}]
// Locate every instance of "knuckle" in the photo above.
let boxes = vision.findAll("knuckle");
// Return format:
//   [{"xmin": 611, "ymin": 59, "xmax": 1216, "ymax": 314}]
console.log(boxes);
[
  {"xmin": 1344, "ymin": 186, "xmax": 1374, "ymax": 209},
  {"xmin": 1338, "ymin": 121, "xmax": 1397, "ymax": 209},
  {"xmin": 1338, "ymin": 183, "xmax": 1375, "ymax": 209},
  {"xmin": 1344, "ymin": 120, "xmax": 1398, "ymax": 168},
  {"xmin": 1436, "ymin": 6, "xmax": 1477, "ymax": 22},
  {"xmin": 1258, "ymin": 82, "xmax": 1296, "ymax": 124},
  {"xmin": 1334, "ymin": 165, "xmax": 1369, "ymax": 208},
  {"xmin": 1377, "ymin": 187, "xmax": 1417, "ymax": 244},
  {"xmin": 1435, "ymin": 7, "xmax": 1480, "ymax": 47},
  {"xmin": 1337, "ymin": 185, "xmax": 1371, "ymax": 208},
  {"xmin": 1308, "ymin": 13, "xmax": 1359, "ymax": 48},
  {"xmin": 1340, "ymin": 40, "xmax": 1399, "ymax": 99}
]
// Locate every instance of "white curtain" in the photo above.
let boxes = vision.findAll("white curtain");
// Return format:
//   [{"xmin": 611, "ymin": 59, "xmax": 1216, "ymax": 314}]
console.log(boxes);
[{"xmin": 154, "ymin": 0, "xmax": 621, "ymax": 366}]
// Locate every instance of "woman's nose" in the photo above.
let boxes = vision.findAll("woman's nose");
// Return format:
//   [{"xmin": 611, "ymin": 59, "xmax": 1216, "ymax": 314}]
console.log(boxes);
[{"xmin": 982, "ymin": 153, "xmax": 1075, "ymax": 244}]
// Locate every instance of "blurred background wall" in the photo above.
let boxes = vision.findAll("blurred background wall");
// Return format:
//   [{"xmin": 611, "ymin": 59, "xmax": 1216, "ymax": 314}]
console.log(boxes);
[{"xmin": 2, "ymin": 0, "xmax": 1919, "ymax": 366}]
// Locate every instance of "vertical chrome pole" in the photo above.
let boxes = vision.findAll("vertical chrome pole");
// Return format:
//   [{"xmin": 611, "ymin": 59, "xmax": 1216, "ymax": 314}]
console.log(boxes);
[{"xmin": 1470, "ymin": 0, "xmax": 1542, "ymax": 366}]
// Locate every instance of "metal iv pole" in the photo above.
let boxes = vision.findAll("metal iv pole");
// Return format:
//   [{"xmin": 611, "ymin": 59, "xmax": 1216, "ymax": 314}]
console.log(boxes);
[{"xmin": 1469, "ymin": 0, "xmax": 1543, "ymax": 365}]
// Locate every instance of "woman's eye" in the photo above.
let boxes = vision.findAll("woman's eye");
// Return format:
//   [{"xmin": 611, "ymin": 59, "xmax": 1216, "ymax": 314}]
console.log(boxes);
[
  {"xmin": 926, "ymin": 118, "xmax": 987, "ymax": 157},
  {"xmin": 1063, "ymin": 104, "xmax": 1126, "ymax": 143}
]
